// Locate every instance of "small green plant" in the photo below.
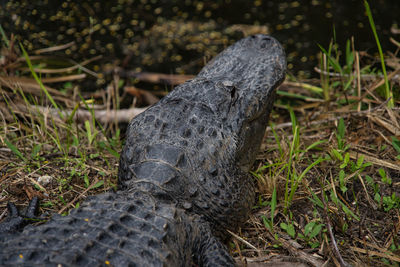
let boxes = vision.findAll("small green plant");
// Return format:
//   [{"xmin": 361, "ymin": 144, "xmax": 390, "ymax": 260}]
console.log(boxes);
[
  {"xmin": 298, "ymin": 221, "xmax": 325, "ymax": 249},
  {"xmin": 378, "ymin": 168, "xmax": 391, "ymax": 185},
  {"xmin": 280, "ymin": 221, "xmax": 296, "ymax": 239},
  {"xmin": 391, "ymin": 136, "xmax": 400, "ymax": 160},
  {"xmin": 330, "ymin": 118, "xmax": 350, "ymax": 162},
  {"xmin": 336, "ymin": 118, "xmax": 348, "ymax": 151},
  {"xmin": 382, "ymin": 193, "xmax": 400, "ymax": 212},
  {"xmin": 318, "ymin": 35, "xmax": 357, "ymax": 101},
  {"xmin": 261, "ymin": 186, "xmax": 277, "ymax": 232}
]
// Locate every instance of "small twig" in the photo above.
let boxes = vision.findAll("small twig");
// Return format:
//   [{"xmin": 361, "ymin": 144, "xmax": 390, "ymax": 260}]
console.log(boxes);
[
  {"xmin": 314, "ymin": 66, "xmax": 400, "ymax": 82},
  {"xmin": 227, "ymin": 229, "xmax": 259, "ymax": 251},
  {"xmin": 265, "ymin": 231, "xmax": 324, "ymax": 267},
  {"xmin": 320, "ymin": 184, "xmax": 350, "ymax": 267},
  {"xmin": 40, "ymin": 74, "xmax": 86, "ymax": 83},
  {"xmin": 13, "ymin": 103, "xmax": 148, "ymax": 124},
  {"xmin": 108, "ymin": 69, "xmax": 195, "ymax": 85},
  {"xmin": 350, "ymin": 246, "xmax": 400, "ymax": 262},
  {"xmin": 357, "ymin": 174, "xmax": 377, "ymax": 210},
  {"xmin": 58, "ymin": 178, "xmax": 99, "ymax": 214},
  {"xmin": 0, "ymin": 207, "xmax": 7, "ymax": 220},
  {"xmin": 33, "ymin": 41, "xmax": 76, "ymax": 54}
]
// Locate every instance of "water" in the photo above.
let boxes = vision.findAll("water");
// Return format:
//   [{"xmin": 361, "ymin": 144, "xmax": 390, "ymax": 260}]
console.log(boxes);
[{"xmin": 1, "ymin": 0, "xmax": 399, "ymax": 80}]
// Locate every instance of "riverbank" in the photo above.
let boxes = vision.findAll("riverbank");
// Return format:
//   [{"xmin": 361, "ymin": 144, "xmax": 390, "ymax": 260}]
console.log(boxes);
[{"xmin": 1, "ymin": 29, "xmax": 400, "ymax": 265}]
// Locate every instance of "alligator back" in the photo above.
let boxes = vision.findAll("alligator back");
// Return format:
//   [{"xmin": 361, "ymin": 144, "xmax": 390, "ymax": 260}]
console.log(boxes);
[{"xmin": 0, "ymin": 192, "xmax": 194, "ymax": 266}]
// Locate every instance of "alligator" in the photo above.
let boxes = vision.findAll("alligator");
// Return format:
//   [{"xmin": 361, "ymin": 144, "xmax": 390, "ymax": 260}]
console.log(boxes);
[{"xmin": 0, "ymin": 34, "xmax": 286, "ymax": 266}]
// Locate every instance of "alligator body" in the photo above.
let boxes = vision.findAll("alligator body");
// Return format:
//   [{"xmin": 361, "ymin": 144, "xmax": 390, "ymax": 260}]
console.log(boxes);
[{"xmin": 0, "ymin": 34, "xmax": 286, "ymax": 266}]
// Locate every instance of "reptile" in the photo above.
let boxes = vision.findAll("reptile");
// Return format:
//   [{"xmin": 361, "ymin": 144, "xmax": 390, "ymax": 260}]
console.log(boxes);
[{"xmin": 0, "ymin": 34, "xmax": 286, "ymax": 266}]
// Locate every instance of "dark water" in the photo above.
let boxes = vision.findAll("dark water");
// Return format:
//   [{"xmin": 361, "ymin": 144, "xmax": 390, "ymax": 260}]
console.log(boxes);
[{"xmin": 1, "ymin": 0, "xmax": 399, "ymax": 80}]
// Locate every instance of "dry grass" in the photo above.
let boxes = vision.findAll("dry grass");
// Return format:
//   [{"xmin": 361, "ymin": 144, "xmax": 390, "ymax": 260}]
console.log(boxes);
[{"xmin": 237, "ymin": 100, "xmax": 400, "ymax": 266}]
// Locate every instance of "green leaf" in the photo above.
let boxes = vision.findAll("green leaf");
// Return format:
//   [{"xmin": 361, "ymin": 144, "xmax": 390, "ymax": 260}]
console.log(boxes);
[
  {"xmin": 309, "ymin": 223, "xmax": 324, "ymax": 239},
  {"xmin": 330, "ymin": 190, "xmax": 339, "ymax": 205},
  {"xmin": 92, "ymin": 180, "xmax": 104, "ymax": 189},
  {"xmin": 317, "ymin": 44, "xmax": 343, "ymax": 73},
  {"xmin": 31, "ymin": 144, "xmax": 42, "ymax": 159},
  {"xmin": 337, "ymin": 118, "xmax": 345, "ymax": 140},
  {"xmin": 340, "ymin": 152, "xmax": 350, "ymax": 169},
  {"xmin": 305, "ymin": 140, "xmax": 327, "ymax": 152},
  {"xmin": 287, "ymin": 224, "xmax": 296, "ymax": 238},
  {"xmin": 374, "ymin": 192, "xmax": 381, "ymax": 203},
  {"xmin": 310, "ymin": 242, "xmax": 320, "ymax": 249},
  {"xmin": 84, "ymin": 174, "xmax": 89, "ymax": 188},
  {"xmin": 4, "ymin": 139, "xmax": 27, "ymax": 161},
  {"xmin": 365, "ymin": 175, "xmax": 373, "ymax": 185},
  {"xmin": 89, "ymin": 153, "xmax": 99, "ymax": 159},
  {"xmin": 362, "ymin": 162, "xmax": 372, "ymax": 168},
  {"xmin": 270, "ymin": 186, "xmax": 277, "ymax": 224},
  {"xmin": 356, "ymin": 155, "xmax": 365, "ymax": 169},
  {"xmin": 378, "ymin": 168, "xmax": 391, "ymax": 185},
  {"xmin": 391, "ymin": 136, "xmax": 400, "ymax": 154},
  {"xmin": 331, "ymin": 149, "xmax": 343, "ymax": 161},
  {"xmin": 378, "ymin": 168, "xmax": 386, "ymax": 179},
  {"xmin": 342, "ymin": 204, "xmax": 359, "ymax": 221},
  {"xmin": 304, "ymin": 222, "xmax": 315, "ymax": 236},
  {"xmin": 280, "ymin": 222, "xmax": 296, "ymax": 238},
  {"xmin": 308, "ymin": 190, "xmax": 324, "ymax": 209},
  {"xmin": 105, "ymin": 145, "xmax": 120, "ymax": 159},
  {"xmin": 262, "ymin": 215, "xmax": 272, "ymax": 231},
  {"xmin": 0, "ymin": 24, "xmax": 10, "ymax": 47}
]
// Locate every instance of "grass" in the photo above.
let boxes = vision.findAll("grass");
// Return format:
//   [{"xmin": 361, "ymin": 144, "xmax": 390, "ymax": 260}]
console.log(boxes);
[
  {"xmin": 243, "ymin": 25, "xmax": 400, "ymax": 265},
  {"xmin": 0, "ymin": 34, "xmax": 121, "ymax": 216},
  {"xmin": 1, "ymin": 18, "xmax": 400, "ymax": 267},
  {"xmin": 364, "ymin": 0, "xmax": 393, "ymax": 108}
]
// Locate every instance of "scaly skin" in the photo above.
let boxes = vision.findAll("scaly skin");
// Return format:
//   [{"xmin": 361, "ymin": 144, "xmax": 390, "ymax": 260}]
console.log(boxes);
[{"xmin": 0, "ymin": 34, "xmax": 286, "ymax": 266}]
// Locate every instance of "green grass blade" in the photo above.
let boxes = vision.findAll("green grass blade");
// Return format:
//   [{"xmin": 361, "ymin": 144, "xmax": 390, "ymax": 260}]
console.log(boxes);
[
  {"xmin": 0, "ymin": 25, "xmax": 9, "ymax": 47},
  {"xmin": 4, "ymin": 139, "xmax": 27, "ymax": 161},
  {"xmin": 364, "ymin": 0, "xmax": 394, "ymax": 108},
  {"xmin": 270, "ymin": 186, "xmax": 277, "ymax": 226},
  {"xmin": 19, "ymin": 43, "xmax": 65, "ymax": 119},
  {"xmin": 317, "ymin": 44, "xmax": 342, "ymax": 73},
  {"xmin": 391, "ymin": 136, "xmax": 400, "ymax": 154},
  {"xmin": 269, "ymin": 123, "xmax": 283, "ymax": 157},
  {"xmin": 287, "ymin": 157, "xmax": 325, "ymax": 206},
  {"xmin": 276, "ymin": 90, "xmax": 322, "ymax": 101},
  {"xmin": 304, "ymin": 139, "xmax": 327, "ymax": 153}
]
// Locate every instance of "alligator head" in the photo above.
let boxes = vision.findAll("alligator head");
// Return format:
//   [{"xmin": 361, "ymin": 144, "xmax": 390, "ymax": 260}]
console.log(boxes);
[{"xmin": 196, "ymin": 34, "xmax": 287, "ymax": 171}]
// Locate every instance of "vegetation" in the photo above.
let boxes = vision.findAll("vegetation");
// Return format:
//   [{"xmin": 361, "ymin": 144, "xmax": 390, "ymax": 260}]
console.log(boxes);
[
  {"xmin": 246, "ymin": 29, "xmax": 400, "ymax": 266},
  {"xmin": 0, "ymin": 7, "xmax": 399, "ymax": 267}
]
